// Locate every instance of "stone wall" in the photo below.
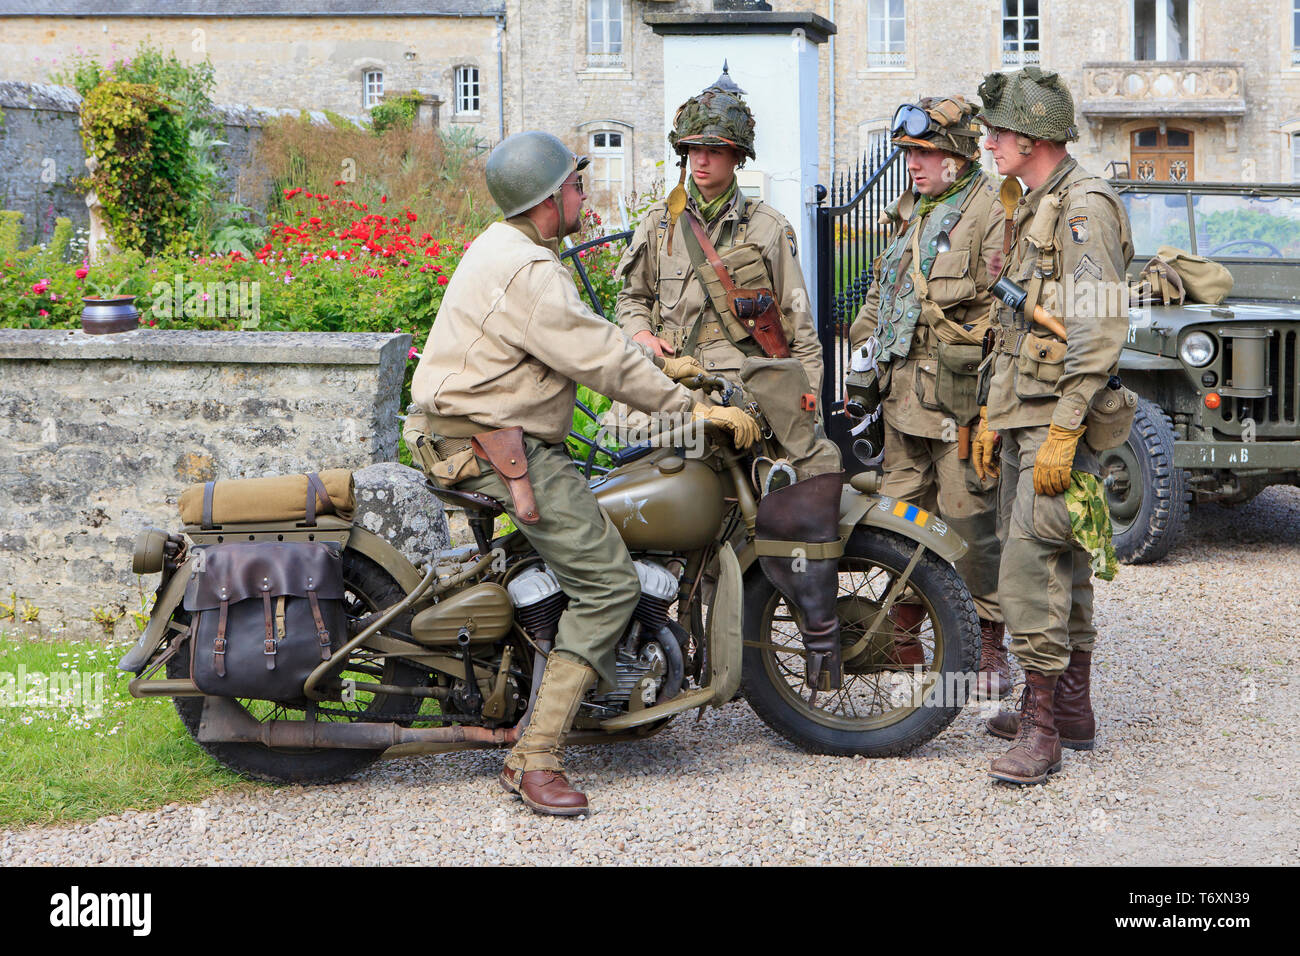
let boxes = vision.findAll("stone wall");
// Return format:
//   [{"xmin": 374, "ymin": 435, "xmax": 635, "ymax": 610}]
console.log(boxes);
[{"xmin": 0, "ymin": 329, "xmax": 430, "ymax": 641}]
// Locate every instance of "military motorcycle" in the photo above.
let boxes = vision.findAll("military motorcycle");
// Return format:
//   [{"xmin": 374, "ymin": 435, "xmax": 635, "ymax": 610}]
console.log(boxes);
[{"xmin": 118, "ymin": 377, "xmax": 980, "ymax": 784}]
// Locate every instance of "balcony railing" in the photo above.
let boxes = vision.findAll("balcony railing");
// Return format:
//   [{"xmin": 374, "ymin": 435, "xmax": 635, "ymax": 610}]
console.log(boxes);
[
  {"xmin": 586, "ymin": 50, "xmax": 625, "ymax": 70},
  {"xmin": 1080, "ymin": 61, "xmax": 1246, "ymax": 116},
  {"xmin": 865, "ymin": 49, "xmax": 906, "ymax": 69},
  {"xmin": 1001, "ymin": 47, "xmax": 1041, "ymax": 67}
]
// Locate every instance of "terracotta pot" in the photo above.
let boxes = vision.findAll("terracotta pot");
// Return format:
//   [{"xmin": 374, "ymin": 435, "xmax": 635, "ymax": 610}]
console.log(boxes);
[{"xmin": 81, "ymin": 295, "xmax": 140, "ymax": 334}]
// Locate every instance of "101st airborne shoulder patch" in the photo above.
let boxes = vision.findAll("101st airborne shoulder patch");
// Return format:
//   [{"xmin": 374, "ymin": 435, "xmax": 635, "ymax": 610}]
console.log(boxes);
[
  {"xmin": 785, "ymin": 224, "xmax": 798, "ymax": 258},
  {"xmin": 1068, "ymin": 214, "xmax": 1089, "ymax": 244}
]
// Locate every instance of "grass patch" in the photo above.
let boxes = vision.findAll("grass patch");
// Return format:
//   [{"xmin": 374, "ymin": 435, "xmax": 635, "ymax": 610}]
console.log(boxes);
[{"xmin": 0, "ymin": 634, "xmax": 263, "ymax": 829}]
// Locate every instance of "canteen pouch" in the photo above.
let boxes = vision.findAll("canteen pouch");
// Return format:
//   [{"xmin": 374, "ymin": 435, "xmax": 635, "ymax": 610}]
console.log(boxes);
[
  {"xmin": 185, "ymin": 541, "xmax": 346, "ymax": 703},
  {"xmin": 934, "ymin": 341, "xmax": 985, "ymax": 426},
  {"xmin": 1084, "ymin": 382, "xmax": 1139, "ymax": 452}
]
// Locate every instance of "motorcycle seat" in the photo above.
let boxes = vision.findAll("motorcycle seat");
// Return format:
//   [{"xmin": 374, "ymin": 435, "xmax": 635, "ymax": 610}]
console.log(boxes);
[{"xmin": 425, "ymin": 483, "xmax": 505, "ymax": 518}]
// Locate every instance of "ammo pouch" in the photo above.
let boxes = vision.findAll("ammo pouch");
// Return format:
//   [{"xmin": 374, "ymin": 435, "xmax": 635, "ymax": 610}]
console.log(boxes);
[
  {"xmin": 1084, "ymin": 382, "xmax": 1139, "ymax": 452},
  {"xmin": 184, "ymin": 541, "xmax": 346, "ymax": 703},
  {"xmin": 934, "ymin": 341, "xmax": 985, "ymax": 426},
  {"xmin": 403, "ymin": 406, "xmax": 482, "ymax": 488},
  {"xmin": 1016, "ymin": 332, "xmax": 1068, "ymax": 389}
]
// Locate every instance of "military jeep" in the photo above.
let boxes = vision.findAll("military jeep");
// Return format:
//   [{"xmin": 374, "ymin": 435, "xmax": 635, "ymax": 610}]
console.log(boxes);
[{"xmin": 1109, "ymin": 180, "xmax": 1300, "ymax": 563}]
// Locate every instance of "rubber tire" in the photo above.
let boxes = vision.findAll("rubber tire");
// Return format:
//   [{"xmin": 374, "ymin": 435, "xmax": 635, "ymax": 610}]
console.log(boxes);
[
  {"xmin": 169, "ymin": 549, "xmax": 427, "ymax": 784},
  {"xmin": 740, "ymin": 527, "xmax": 981, "ymax": 757},
  {"xmin": 1105, "ymin": 397, "xmax": 1189, "ymax": 565}
]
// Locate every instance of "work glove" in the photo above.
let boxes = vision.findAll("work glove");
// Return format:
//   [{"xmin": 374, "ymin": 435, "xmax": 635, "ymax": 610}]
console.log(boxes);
[
  {"xmin": 1033, "ymin": 423, "xmax": 1087, "ymax": 496},
  {"xmin": 657, "ymin": 354, "xmax": 707, "ymax": 383},
  {"xmin": 971, "ymin": 407, "xmax": 1001, "ymax": 481},
  {"xmin": 693, "ymin": 402, "xmax": 761, "ymax": 449}
]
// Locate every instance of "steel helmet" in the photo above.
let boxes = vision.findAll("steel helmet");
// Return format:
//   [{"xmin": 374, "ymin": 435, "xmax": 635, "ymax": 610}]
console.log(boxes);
[
  {"xmin": 977, "ymin": 67, "xmax": 1079, "ymax": 143},
  {"xmin": 485, "ymin": 130, "xmax": 590, "ymax": 219},
  {"xmin": 890, "ymin": 96, "xmax": 983, "ymax": 160},
  {"xmin": 669, "ymin": 62, "xmax": 757, "ymax": 163}
]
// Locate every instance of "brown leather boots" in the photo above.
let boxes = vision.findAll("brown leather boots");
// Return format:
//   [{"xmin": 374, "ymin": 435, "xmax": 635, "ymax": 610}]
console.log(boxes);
[
  {"xmin": 988, "ymin": 671, "xmax": 1062, "ymax": 785},
  {"xmin": 885, "ymin": 602, "xmax": 927, "ymax": 669},
  {"xmin": 975, "ymin": 619, "xmax": 1011, "ymax": 700},
  {"xmin": 986, "ymin": 649, "xmax": 1096, "ymax": 749},
  {"xmin": 755, "ymin": 472, "xmax": 846, "ymax": 693},
  {"xmin": 499, "ymin": 651, "xmax": 596, "ymax": 816}
]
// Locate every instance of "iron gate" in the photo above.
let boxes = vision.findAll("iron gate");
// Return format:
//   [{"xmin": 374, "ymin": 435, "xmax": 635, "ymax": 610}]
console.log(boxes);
[{"xmin": 814, "ymin": 145, "xmax": 905, "ymax": 468}]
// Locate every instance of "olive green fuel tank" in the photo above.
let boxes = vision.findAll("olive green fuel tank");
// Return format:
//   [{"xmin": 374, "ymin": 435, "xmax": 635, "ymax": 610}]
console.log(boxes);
[{"xmin": 592, "ymin": 450, "xmax": 726, "ymax": 551}]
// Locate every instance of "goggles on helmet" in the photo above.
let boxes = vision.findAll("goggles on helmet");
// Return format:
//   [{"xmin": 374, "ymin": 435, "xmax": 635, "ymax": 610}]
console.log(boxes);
[{"xmin": 891, "ymin": 103, "xmax": 941, "ymax": 139}]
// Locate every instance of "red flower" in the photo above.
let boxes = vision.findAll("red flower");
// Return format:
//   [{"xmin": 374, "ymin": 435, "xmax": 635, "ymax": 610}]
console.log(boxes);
[
  {"xmin": 420, "ymin": 232, "xmax": 432, "ymax": 243},
  {"xmin": 334, "ymin": 179, "xmax": 347, "ymax": 186},
  {"xmin": 380, "ymin": 195, "xmax": 388, "ymax": 204},
  {"xmin": 284, "ymin": 187, "xmax": 303, "ymax": 199},
  {"xmin": 75, "ymin": 267, "xmax": 88, "ymax": 279},
  {"xmin": 406, "ymin": 210, "xmax": 417, "ymax": 222},
  {"xmin": 38, "ymin": 309, "xmax": 49, "ymax": 317},
  {"xmin": 32, "ymin": 280, "xmax": 49, "ymax": 294},
  {"xmin": 437, "ymin": 275, "xmax": 449, "ymax": 286},
  {"xmin": 408, "ymin": 346, "xmax": 420, "ymax": 360}
]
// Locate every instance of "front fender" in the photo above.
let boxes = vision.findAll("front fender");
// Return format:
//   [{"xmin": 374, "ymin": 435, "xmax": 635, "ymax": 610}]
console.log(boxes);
[{"xmin": 734, "ymin": 483, "xmax": 968, "ymax": 572}]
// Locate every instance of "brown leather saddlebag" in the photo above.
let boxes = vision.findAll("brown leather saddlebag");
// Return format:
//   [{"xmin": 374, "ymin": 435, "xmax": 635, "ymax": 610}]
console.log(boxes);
[
  {"xmin": 184, "ymin": 541, "xmax": 347, "ymax": 703},
  {"xmin": 178, "ymin": 469, "xmax": 355, "ymax": 528}
]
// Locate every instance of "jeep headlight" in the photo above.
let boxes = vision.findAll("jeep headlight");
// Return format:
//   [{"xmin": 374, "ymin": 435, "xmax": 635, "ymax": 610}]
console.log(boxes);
[{"xmin": 1179, "ymin": 331, "xmax": 1216, "ymax": 368}]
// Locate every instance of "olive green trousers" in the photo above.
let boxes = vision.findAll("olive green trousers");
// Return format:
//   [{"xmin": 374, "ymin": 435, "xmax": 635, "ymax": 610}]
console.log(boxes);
[
  {"xmin": 996, "ymin": 426, "xmax": 1100, "ymax": 675},
  {"xmin": 881, "ymin": 421, "xmax": 1002, "ymax": 622},
  {"xmin": 459, "ymin": 437, "xmax": 639, "ymax": 691}
]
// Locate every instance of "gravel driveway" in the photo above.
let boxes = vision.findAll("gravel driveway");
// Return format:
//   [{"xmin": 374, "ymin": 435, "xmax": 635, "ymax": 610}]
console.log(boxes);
[{"xmin": 4, "ymin": 487, "xmax": 1297, "ymax": 866}]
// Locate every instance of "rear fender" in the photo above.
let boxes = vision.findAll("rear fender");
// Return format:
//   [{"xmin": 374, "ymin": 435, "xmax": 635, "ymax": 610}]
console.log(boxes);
[{"xmin": 116, "ymin": 558, "xmax": 194, "ymax": 674}]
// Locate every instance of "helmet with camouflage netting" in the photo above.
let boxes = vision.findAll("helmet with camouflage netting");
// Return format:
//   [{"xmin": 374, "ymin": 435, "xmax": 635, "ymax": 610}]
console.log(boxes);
[
  {"xmin": 669, "ymin": 61, "xmax": 757, "ymax": 163},
  {"xmin": 891, "ymin": 95, "xmax": 983, "ymax": 160},
  {"xmin": 485, "ymin": 130, "xmax": 590, "ymax": 219},
  {"xmin": 977, "ymin": 66, "xmax": 1079, "ymax": 143}
]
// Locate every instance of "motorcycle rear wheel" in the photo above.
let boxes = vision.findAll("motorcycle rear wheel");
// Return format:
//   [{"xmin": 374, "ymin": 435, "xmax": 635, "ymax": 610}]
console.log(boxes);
[
  {"xmin": 168, "ymin": 549, "xmax": 431, "ymax": 784},
  {"xmin": 741, "ymin": 527, "xmax": 980, "ymax": 757}
]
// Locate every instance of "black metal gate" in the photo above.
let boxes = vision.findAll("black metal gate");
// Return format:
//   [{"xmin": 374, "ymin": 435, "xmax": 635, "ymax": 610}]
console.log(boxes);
[{"xmin": 815, "ymin": 145, "xmax": 905, "ymax": 467}]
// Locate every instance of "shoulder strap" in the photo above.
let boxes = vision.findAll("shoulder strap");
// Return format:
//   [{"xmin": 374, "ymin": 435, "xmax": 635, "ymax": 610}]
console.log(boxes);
[{"xmin": 683, "ymin": 212, "xmax": 737, "ymax": 293}]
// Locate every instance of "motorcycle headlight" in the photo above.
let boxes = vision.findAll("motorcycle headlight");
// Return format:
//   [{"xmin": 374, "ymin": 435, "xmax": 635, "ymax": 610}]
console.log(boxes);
[{"xmin": 1179, "ymin": 331, "xmax": 1216, "ymax": 368}]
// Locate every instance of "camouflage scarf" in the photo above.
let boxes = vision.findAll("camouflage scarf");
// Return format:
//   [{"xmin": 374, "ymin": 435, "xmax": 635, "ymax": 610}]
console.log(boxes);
[
  {"xmin": 914, "ymin": 161, "xmax": 981, "ymax": 221},
  {"xmin": 688, "ymin": 177, "xmax": 737, "ymax": 224},
  {"xmin": 1066, "ymin": 471, "xmax": 1118, "ymax": 582}
]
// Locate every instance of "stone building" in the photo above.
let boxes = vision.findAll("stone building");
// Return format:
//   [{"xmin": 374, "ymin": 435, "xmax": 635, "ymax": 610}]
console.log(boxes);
[
  {"xmin": 0, "ymin": 1, "xmax": 506, "ymax": 138},
  {"xmin": 5, "ymin": 0, "xmax": 1300, "ymax": 204}
]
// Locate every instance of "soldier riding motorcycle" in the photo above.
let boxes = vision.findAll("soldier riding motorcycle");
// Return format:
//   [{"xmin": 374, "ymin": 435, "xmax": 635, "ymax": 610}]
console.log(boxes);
[{"xmin": 118, "ymin": 384, "xmax": 981, "ymax": 787}]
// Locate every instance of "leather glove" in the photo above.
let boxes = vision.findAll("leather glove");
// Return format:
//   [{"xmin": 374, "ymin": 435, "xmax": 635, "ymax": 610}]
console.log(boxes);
[
  {"xmin": 693, "ymin": 402, "xmax": 761, "ymax": 449},
  {"xmin": 657, "ymin": 354, "xmax": 707, "ymax": 383},
  {"xmin": 971, "ymin": 407, "xmax": 1001, "ymax": 481},
  {"xmin": 1033, "ymin": 423, "xmax": 1087, "ymax": 496}
]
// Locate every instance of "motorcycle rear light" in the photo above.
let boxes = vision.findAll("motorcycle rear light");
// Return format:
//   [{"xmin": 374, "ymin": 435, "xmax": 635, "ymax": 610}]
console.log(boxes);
[{"xmin": 1205, "ymin": 392, "xmax": 1221, "ymax": 410}]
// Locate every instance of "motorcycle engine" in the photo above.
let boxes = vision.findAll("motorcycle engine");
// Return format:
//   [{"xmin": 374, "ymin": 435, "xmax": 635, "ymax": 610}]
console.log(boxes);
[{"xmin": 508, "ymin": 558, "xmax": 684, "ymax": 712}]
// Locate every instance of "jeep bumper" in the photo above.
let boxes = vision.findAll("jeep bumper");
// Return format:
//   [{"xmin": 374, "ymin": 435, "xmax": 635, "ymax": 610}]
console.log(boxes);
[{"xmin": 1174, "ymin": 441, "xmax": 1300, "ymax": 469}]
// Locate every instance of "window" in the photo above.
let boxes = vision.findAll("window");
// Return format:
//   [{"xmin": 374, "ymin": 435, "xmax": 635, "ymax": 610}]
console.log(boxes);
[
  {"xmin": 866, "ymin": 0, "xmax": 906, "ymax": 69},
  {"xmin": 1002, "ymin": 0, "xmax": 1040, "ymax": 67},
  {"xmin": 363, "ymin": 70, "xmax": 384, "ymax": 110},
  {"xmin": 455, "ymin": 66, "xmax": 480, "ymax": 114},
  {"xmin": 1133, "ymin": 0, "xmax": 1189, "ymax": 61},
  {"xmin": 588, "ymin": 0, "xmax": 624, "ymax": 69},
  {"xmin": 589, "ymin": 130, "xmax": 626, "ymax": 197},
  {"xmin": 1293, "ymin": 1, "xmax": 1300, "ymax": 66}
]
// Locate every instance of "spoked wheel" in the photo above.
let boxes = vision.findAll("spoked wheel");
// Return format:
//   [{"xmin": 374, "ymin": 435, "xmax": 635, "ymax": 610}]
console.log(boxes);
[
  {"xmin": 741, "ymin": 527, "xmax": 980, "ymax": 757},
  {"xmin": 169, "ymin": 550, "xmax": 432, "ymax": 784}
]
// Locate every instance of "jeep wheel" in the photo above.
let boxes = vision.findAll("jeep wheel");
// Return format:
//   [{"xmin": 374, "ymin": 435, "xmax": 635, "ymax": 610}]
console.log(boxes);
[{"xmin": 1100, "ymin": 397, "xmax": 1189, "ymax": 564}]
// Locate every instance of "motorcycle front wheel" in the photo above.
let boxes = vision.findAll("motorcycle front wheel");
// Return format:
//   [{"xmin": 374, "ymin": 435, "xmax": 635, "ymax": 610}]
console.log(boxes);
[
  {"xmin": 168, "ymin": 549, "xmax": 432, "ymax": 784},
  {"xmin": 741, "ymin": 527, "xmax": 980, "ymax": 757}
]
